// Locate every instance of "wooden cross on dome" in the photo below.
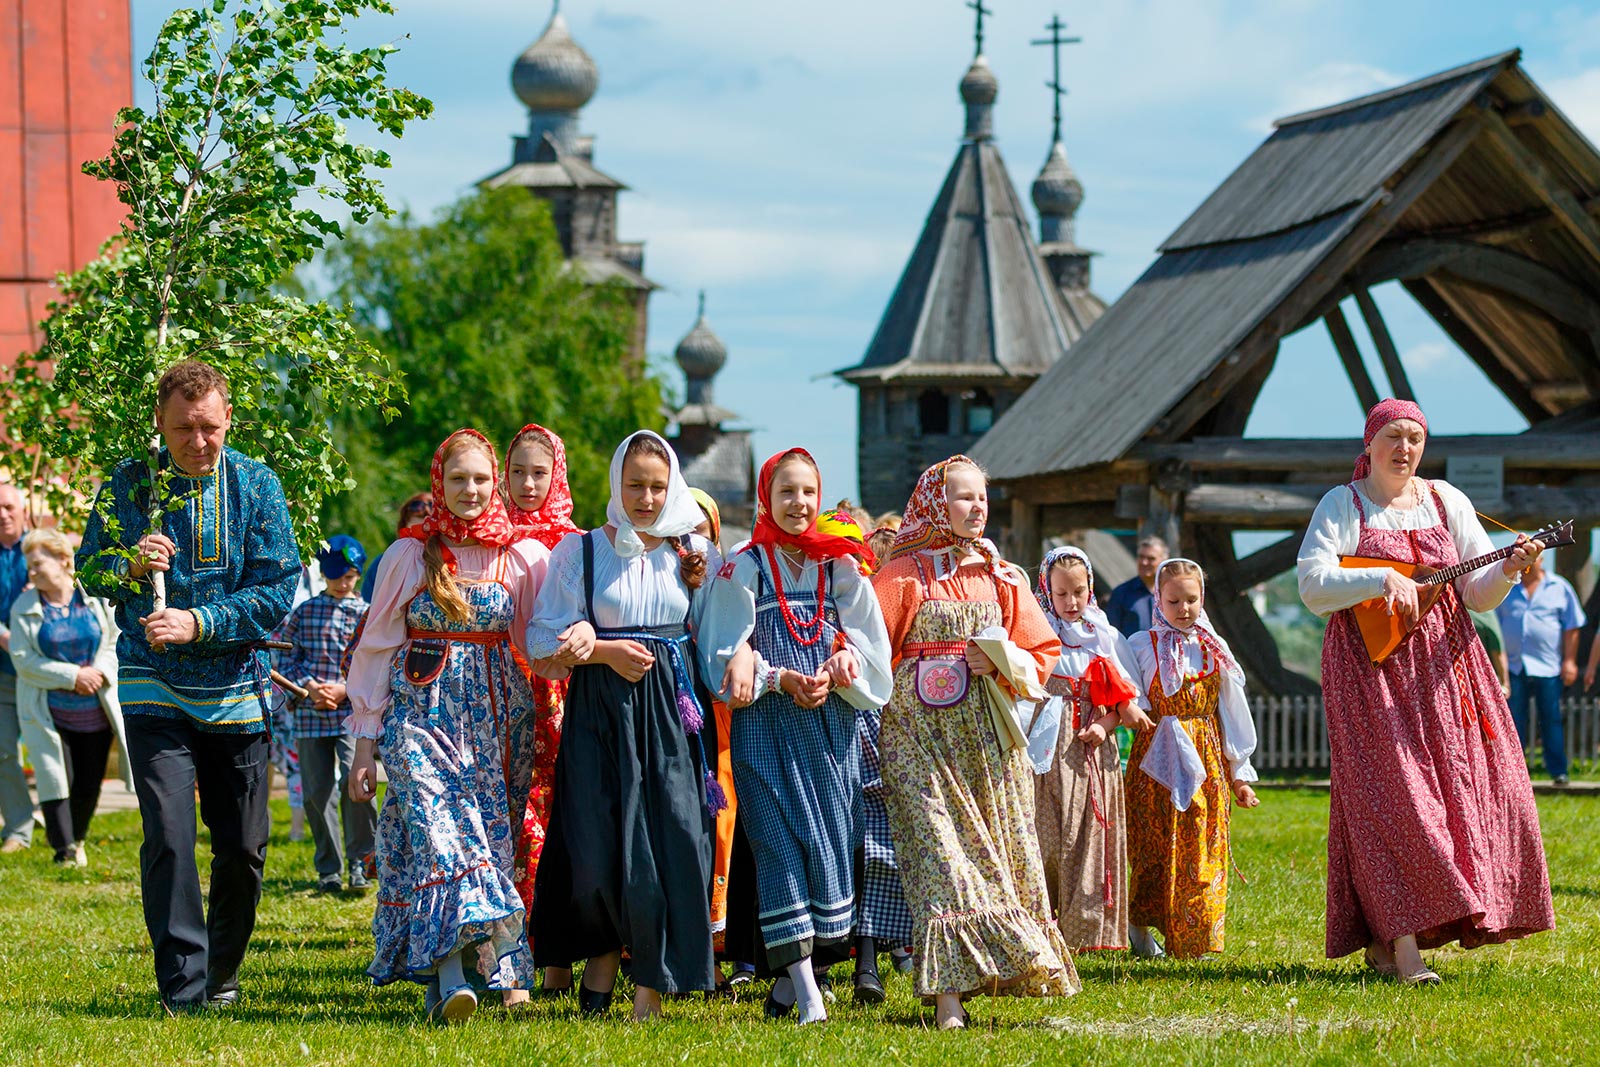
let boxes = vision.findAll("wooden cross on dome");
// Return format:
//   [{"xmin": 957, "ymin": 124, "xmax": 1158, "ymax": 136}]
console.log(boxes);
[
  {"xmin": 1032, "ymin": 14, "xmax": 1082, "ymax": 144},
  {"xmin": 967, "ymin": 0, "xmax": 994, "ymax": 55}
]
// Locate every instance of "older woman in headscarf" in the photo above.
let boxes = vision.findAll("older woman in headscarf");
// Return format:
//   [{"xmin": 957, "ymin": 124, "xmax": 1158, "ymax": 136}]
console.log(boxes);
[{"xmin": 1298, "ymin": 399, "xmax": 1552, "ymax": 984}]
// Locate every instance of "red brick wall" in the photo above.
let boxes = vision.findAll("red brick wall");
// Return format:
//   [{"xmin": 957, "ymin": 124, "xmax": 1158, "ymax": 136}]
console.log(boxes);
[{"xmin": 0, "ymin": 0, "xmax": 130, "ymax": 369}]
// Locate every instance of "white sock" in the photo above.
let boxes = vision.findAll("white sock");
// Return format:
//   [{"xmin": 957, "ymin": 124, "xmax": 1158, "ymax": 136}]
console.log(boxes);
[
  {"xmin": 770, "ymin": 976, "xmax": 796, "ymax": 1007},
  {"xmin": 787, "ymin": 959, "xmax": 826, "ymax": 1024},
  {"xmin": 438, "ymin": 951, "xmax": 466, "ymax": 991}
]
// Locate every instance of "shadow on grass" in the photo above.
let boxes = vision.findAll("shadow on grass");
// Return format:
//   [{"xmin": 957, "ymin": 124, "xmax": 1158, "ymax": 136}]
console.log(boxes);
[{"xmin": 1077, "ymin": 957, "xmax": 1367, "ymax": 987}]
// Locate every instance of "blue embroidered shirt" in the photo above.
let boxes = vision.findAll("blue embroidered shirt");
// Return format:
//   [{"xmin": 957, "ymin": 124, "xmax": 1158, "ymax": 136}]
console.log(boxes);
[{"xmin": 77, "ymin": 446, "xmax": 301, "ymax": 732}]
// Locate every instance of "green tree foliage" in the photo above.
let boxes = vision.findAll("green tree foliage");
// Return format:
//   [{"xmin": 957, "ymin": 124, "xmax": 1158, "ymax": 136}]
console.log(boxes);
[
  {"xmin": 319, "ymin": 186, "xmax": 666, "ymax": 552},
  {"xmin": 1, "ymin": 0, "xmax": 431, "ymax": 556}
]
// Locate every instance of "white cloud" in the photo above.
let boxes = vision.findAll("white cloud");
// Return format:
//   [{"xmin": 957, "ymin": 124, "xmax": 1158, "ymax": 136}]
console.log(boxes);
[
  {"xmin": 1403, "ymin": 340, "xmax": 1454, "ymax": 372},
  {"xmin": 1247, "ymin": 62, "xmax": 1402, "ymax": 132},
  {"xmin": 1544, "ymin": 67, "xmax": 1600, "ymax": 146}
]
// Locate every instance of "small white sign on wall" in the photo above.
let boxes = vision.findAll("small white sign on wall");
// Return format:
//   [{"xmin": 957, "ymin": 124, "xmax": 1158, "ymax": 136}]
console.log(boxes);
[{"xmin": 1446, "ymin": 455, "xmax": 1504, "ymax": 507}]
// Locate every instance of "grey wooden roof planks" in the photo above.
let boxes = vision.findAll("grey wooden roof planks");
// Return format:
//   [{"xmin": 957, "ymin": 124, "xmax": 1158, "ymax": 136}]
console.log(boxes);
[{"xmin": 973, "ymin": 49, "xmax": 1600, "ymax": 483}]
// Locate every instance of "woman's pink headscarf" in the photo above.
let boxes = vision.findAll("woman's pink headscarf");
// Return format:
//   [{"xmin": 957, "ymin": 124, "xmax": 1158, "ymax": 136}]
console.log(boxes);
[{"xmin": 1353, "ymin": 399, "xmax": 1427, "ymax": 481}]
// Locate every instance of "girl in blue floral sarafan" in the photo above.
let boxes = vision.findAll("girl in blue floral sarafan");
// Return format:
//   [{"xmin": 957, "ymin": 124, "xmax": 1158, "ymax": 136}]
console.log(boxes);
[{"xmin": 345, "ymin": 430, "xmax": 553, "ymax": 1025}]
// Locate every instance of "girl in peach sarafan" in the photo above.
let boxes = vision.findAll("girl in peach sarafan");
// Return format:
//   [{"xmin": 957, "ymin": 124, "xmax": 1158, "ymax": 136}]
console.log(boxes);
[
  {"xmin": 1124, "ymin": 558, "xmax": 1261, "ymax": 961},
  {"xmin": 696, "ymin": 450, "xmax": 892, "ymax": 1025},
  {"xmin": 500, "ymin": 423, "xmax": 583, "ymax": 1002},
  {"xmin": 344, "ymin": 430, "xmax": 551, "ymax": 1025},
  {"xmin": 871, "ymin": 456, "xmax": 1076, "ymax": 1031},
  {"xmin": 525, "ymin": 430, "xmax": 723, "ymax": 1023},
  {"xmin": 1030, "ymin": 547, "xmax": 1153, "ymax": 953}
]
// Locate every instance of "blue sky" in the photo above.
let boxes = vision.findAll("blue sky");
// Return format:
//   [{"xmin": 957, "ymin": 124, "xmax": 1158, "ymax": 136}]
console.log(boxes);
[{"xmin": 129, "ymin": 1, "xmax": 1600, "ymax": 505}]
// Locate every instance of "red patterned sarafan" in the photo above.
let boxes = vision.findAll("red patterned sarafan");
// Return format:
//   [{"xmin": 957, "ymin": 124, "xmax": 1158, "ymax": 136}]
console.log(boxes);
[{"xmin": 1319, "ymin": 482, "xmax": 1553, "ymax": 959}]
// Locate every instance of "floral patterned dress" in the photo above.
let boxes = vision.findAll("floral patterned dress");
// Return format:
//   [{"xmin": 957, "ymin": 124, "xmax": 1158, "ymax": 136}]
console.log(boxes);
[
  {"xmin": 1125, "ymin": 651, "xmax": 1229, "ymax": 959},
  {"xmin": 368, "ymin": 558, "xmax": 537, "ymax": 990},
  {"xmin": 873, "ymin": 551, "xmax": 1077, "ymax": 998}
]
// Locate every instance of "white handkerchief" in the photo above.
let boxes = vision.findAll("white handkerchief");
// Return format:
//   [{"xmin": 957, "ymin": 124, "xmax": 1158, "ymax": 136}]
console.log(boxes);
[
  {"xmin": 1025, "ymin": 695, "xmax": 1064, "ymax": 774},
  {"xmin": 1139, "ymin": 716, "xmax": 1207, "ymax": 811}
]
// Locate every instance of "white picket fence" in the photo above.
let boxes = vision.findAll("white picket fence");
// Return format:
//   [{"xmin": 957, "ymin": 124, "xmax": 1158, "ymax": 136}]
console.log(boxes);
[{"xmin": 1250, "ymin": 694, "xmax": 1600, "ymax": 774}]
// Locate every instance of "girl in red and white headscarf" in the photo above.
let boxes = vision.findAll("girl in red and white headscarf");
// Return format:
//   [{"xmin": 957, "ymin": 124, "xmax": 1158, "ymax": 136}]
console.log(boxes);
[
  {"xmin": 695, "ymin": 449, "xmax": 892, "ymax": 1024},
  {"xmin": 871, "ymin": 456, "xmax": 1076, "ymax": 1030},
  {"xmin": 501, "ymin": 424, "xmax": 585, "ymax": 1002},
  {"xmin": 344, "ymin": 429, "xmax": 551, "ymax": 1024},
  {"xmin": 1031, "ymin": 546, "xmax": 1150, "ymax": 954}
]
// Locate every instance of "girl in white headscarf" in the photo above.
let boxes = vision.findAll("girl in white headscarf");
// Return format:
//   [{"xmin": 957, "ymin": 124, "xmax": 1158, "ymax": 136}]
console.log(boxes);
[
  {"xmin": 1124, "ymin": 558, "xmax": 1260, "ymax": 961},
  {"xmin": 524, "ymin": 430, "xmax": 722, "ymax": 1022},
  {"xmin": 1031, "ymin": 547, "xmax": 1151, "ymax": 954}
]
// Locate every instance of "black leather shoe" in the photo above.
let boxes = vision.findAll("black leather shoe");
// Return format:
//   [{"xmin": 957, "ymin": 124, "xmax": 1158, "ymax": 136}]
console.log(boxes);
[
  {"xmin": 853, "ymin": 969, "xmax": 886, "ymax": 1005},
  {"xmin": 763, "ymin": 989, "xmax": 794, "ymax": 1020},
  {"xmin": 578, "ymin": 985, "xmax": 614, "ymax": 1017}
]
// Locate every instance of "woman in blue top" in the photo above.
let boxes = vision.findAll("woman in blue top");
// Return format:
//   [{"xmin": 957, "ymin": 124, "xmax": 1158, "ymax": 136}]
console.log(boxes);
[{"xmin": 9, "ymin": 528, "xmax": 131, "ymax": 865}]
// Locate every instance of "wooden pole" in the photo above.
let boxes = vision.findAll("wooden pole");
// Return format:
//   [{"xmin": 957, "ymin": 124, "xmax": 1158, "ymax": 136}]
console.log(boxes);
[
  {"xmin": 1353, "ymin": 285, "xmax": 1415, "ymax": 401},
  {"xmin": 1323, "ymin": 306, "xmax": 1381, "ymax": 411}
]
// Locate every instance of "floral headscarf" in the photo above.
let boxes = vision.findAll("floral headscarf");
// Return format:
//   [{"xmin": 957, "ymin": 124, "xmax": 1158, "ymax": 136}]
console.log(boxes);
[
  {"xmin": 887, "ymin": 455, "xmax": 1003, "ymax": 577},
  {"xmin": 504, "ymin": 423, "xmax": 581, "ymax": 550},
  {"xmin": 605, "ymin": 430, "xmax": 705, "ymax": 559},
  {"xmin": 398, "ymin": 429, "xmax": 517, "ymax": 563},
  {"xmin": 1035, "ymin": 545, "xmax": 1111, "ymax": 643},
  {"xmin": 747, "ymin": 449, "xmax": 873, "ymax": 563},
  {"xmin": 1150, "ymin": 557, "xmax": 1244, "ymax": 695},
  {"xmin": 1353, "ymin": 398, "xmax": 1427, "ymax": 481},
  {"xmin": 689, "ymin": 487, "xmax": 722, "ymax": 549}
]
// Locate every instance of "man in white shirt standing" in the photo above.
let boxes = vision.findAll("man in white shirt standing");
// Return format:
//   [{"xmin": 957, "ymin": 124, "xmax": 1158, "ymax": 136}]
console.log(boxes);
[{"xmin": 1495, "ymin": 554, "xmax": 1585, "ymax": 786}]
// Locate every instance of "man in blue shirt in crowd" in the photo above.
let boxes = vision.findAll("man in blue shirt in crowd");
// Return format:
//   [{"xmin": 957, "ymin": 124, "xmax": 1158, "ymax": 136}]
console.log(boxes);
[
  {"xmin": 1495, "ymin": 552, "xmax": 1586, "ymax": 786},
  {"xmin": 1106, "ymin": 536, "xmax": 1169, "ymax": 637},
  {"xmin": 0, "ymin": 483, "xmax": 32, "ymax": 853}
]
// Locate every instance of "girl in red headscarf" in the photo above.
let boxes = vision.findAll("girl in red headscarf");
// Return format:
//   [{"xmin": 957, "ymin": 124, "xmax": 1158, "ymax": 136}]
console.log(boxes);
[
  {"xmin": 344, "ymin": 430, "xmax": 555, "ymax": 1024},
  {"xmin": 695, "ymin": 449, "xmax": 893, "ymax": 1025},
  {"xmin": 1298, "ymin": 399, "xmax": 1552, "ymax": 984},
  {"xmin": 500, "ymin": 424, "xmax": 583, "ymax": 1002}
]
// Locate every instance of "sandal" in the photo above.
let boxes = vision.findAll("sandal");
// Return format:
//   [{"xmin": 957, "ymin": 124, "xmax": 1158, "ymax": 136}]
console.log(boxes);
[
  {"xmin": 1399, "ymin": 967, "xmax": 1442, "ymax": 986},
  {"xmin": 1363, "ymin": 946, "xmax": 1398, "ymax": 977}
]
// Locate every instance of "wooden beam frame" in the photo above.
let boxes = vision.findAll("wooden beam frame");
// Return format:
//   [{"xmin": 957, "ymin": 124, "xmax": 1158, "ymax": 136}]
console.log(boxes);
[
  {"xmin": 1186, "ymin": 481, "xmax": 1600, "ymax": 526},
  {"xmin": 1478, "ymin": 108, "xmax": 1600, "ymax": 288},
  {"xmin": 1352, "ymin": 285, "xmax": 1416, "ymax": 400},
  {"xmin": 1146, "ymin": 111, "xmax": 1485, "ymax": 444},
  {"xmin": 1401, "ymin": 277, "xmax": 1552, "ymax": 421},
  {"xmin": 1232, "ymin": 532, "xmax": 1304, "ymax": 588},
  {"xmin": 1324, "ymin": 305, "xmax": 1381, "ymax": 411},
  {"xmin": 1132, "ymin": 432, "xmax": 1600, "ymax": 471}
]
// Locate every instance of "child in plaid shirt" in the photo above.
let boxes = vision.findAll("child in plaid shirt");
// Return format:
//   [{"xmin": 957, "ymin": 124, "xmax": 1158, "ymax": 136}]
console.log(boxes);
[{"xmin": 279, "ymin": 536, "xmax": 374, "ymax": 892}]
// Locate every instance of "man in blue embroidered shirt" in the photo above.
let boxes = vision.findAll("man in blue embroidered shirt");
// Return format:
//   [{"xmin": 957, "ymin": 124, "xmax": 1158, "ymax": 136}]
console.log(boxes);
[
  {"xmin": 0, "ymin": 483, "xmax": 33, "ymax": 854},
  {"xmin": 78, "ymin": 360, "xmax": 300, "ymax": 1014}
]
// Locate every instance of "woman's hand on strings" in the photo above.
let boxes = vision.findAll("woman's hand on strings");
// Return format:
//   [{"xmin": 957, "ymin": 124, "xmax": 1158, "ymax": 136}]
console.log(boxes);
[
  {"xmin": 721, "ymin": 644, "xmax": 757, "ymax": 709},
  {"xmin": 1501, "ymin": 533, "xmax": 1542, "ymax": 577},
  {"xmin": 595, "ymin": 639, "xmax": 654, "ymax": 683},
  {"xmin": 1380, "ymin": 569, "xmax": 1420, "ymax": 622}
]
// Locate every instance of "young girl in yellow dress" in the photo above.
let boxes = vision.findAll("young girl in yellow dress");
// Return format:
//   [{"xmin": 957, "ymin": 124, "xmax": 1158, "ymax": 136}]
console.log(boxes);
[{"xmin": 1124, "ymin": 558, "xmax": 1260, "ymax": 960}]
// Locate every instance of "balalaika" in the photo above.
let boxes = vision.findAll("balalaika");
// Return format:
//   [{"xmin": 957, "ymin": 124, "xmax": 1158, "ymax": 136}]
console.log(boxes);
[{"xmin": 1340, "ymin": 519, "xmax": 1575, "ymax": 665}]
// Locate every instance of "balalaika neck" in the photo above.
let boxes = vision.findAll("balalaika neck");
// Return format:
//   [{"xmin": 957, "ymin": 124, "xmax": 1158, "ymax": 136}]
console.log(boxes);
[{"xmin": 1418, "ymin": 544, "xmax": 1515, "ymax": 587}]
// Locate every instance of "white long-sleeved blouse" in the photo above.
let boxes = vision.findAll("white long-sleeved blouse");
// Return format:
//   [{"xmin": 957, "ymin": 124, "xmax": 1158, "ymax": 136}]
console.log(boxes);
[
  {"xmin": 344, "ymin": 538, "xmax": 548, "ymax": 739},
  {"xmin": 525, "ymin": 530, "xmax": 718, "ymax": 657},
  {"xmin": 694, "ymin": 548, "xmax": 894, "ymax": 711},
  {"xmin": 1297, "ymin": 479, "xmax": 1517, "ymax": 618}
]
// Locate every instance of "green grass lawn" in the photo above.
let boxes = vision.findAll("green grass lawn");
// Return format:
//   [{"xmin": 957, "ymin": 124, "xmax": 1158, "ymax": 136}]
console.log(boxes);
[{"xmin": 2, "ymin": 788, "xmax": 1596, "ymax": 1066}]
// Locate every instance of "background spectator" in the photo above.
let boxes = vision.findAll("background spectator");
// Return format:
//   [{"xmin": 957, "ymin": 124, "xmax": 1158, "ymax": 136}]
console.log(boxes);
[
  {"xmin": 1106, "ymin": 536, "xmax": 1169, "ymax": 637},
  {"xmin": 1495, "ymin": 553, "xmax": 1585, "ymax": 786},
  {"xmin": 0, "ymin": 482, "xmax": 33, "ymax": 854},
  {"xmin": 8, "ymin": 528, "xmax": 132, "ymax": 865},
  {"xmin": 361, "ymin": 492, "xmax": 430, "ymax": 601}
]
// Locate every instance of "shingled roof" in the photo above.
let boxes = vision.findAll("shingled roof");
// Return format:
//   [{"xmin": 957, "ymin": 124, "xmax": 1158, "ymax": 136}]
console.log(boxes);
[{"xmin": 973, "ymin": 49, "xmax": 1600, "ymax": 481}]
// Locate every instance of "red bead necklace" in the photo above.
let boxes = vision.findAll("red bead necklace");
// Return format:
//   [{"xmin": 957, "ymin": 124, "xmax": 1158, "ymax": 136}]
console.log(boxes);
[{"xmin": 765, "ymin": 544, "xmax": 828, "ymax": 646}]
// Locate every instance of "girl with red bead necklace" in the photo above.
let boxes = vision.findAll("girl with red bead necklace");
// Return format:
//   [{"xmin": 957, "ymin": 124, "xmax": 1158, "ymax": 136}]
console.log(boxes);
[{"xmin": 696, "ymin": 449, "xmax": 893, "ymax": 1025}]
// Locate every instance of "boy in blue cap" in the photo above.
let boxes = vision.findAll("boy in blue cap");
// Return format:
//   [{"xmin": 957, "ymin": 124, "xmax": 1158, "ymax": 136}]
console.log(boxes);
[{"xmin": 279, "ymin": 535, "xmax": 375, "ymax": 892}]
